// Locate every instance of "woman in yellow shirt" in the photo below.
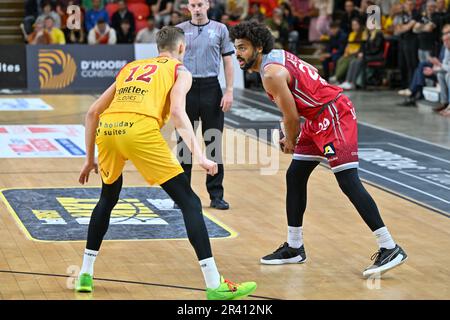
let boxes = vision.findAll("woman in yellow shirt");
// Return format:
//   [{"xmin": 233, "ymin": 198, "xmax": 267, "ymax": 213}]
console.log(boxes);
[{"xmin": 333, "ymin": 17, "xmax": 367, "ymax": 83}]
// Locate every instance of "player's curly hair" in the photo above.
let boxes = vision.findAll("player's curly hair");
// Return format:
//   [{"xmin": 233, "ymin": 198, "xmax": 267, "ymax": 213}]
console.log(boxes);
[{"xmin": 229, "ymin": 21, "xmax": 274, "ymax": 54}]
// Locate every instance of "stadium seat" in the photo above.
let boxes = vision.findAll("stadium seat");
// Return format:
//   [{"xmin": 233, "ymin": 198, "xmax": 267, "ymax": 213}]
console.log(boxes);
[
  {"xmin": 128, "ymin": 3, "xmax": 150, "ymax": 20},
  {"xmin": 105, "ymin": 2, "xmax": 120, "ymax": 19},
  {"xmin": 362, "ymin": 41, "xmax": 390, "ymax": 88},
  {"xmin": 135, "ymin": 18, "xmax": 148, "ymax": 33}
]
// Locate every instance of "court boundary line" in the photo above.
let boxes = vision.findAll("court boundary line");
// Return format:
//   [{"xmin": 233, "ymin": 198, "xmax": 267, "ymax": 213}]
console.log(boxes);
[{"xmin": 0, "ymin": 269, "xmax": 279, "ymax": 300}]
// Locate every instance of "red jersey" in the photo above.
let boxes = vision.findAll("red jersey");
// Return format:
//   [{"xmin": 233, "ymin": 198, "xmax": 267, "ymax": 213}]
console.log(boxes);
[{"xmin": 260, "ymin": 49, "xmax": 343, "ymax": 120}]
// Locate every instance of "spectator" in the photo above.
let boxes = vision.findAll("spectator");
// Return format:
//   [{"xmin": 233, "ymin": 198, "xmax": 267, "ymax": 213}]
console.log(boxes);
[
  {"xmin": 27, "ymin": 20, "xmax": 52, "ymax": 44},
  {"xmin": 433, "ymin": 24, "xmax": 450, "ymax": 116},
  {"xmin": 111, "ymin": 0, "xmax": 136, "ymax": 36},
  {"xmin": 266, "ymin": 7, "xmax": 290, "ymax": 49},
  {"xmin": 413, "ymin": 0, "xmax": 440, "ymax": 62},
  {"xmin": 168, "ymin": 10, "xmax": 184, "ymax": 25},
  {"xmin": 395, "ymin": 0, "xmax": 420, "ymax": 92},
  {"xmin": 309, "ymin": 0, "xmax": 333, "ymax": 43},
  {"xmin": 116, "ymin": 19, "xmax": 134, "ymax": 43},
  {"xmin": 135, "ymin": 16, "xmax": 159, "ymax": 43},
  {"xmin": 44, "ymin": 15, "xmax": 66, "ymax": 44},
  {"xmin": 225, "ymin": 0, "xmax": 248, "ymax": 22},
  {"xmin": 245, "ymin": 2, "xmax": 265, "ymax": 23},
  {"xmin": 332, "ymin": 17, "xmax": 367, "ymax": 83},
  {"xmin": 208, "ymin": 0, "xmax": 225, "ymax": 21},
  {"xmin": 24, "ymin": 0, "xmax": 40, "ymax": 35},
  {"xmin": 340, "ymin": 0, "xmax": 361, "ymax": 34},
  {"xmin": 60, "ymin": 0, "xmax": 86, "ymax": 44},
  {"xmin": 290, "ymin": 0, "xmax": 313, "ymax": 43},
  {"xmin": 151, "ymin": 0, "xmax": 174, "ymax": 28},
  {"xmin": 85, "ymin": 0, "xmax": 109, "ymax": 32},
  {"xmin": 319, "ymin": 21, "xmax": 347, "ymax": 80},
  {"xmin": 382, "ymin": 2, "xmax": 403, "ymax": 36},
  {"xmin": 281, "ymin": 2, "xmax": 300, "ymax": 53},
  {"xmin": 339, "ymin": 28, "xmax": 384, "ymax": 90},
  {"xmin": 87, "ymin": 18, "xmax": 117, "ymax": 44},
  {"xmin": 36, "ymin": 1, "xmax": 61, "ymax": 29}
]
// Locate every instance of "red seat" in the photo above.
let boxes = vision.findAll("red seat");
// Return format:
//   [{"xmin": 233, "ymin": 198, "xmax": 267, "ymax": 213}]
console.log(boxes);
[
  {"xmin": 135, "ymin": 18, "xmax": 148, "ymax": 33},
  {"xmin": 128, "ymin": 3, "xmax": 150, "ymax": 20},
  {"xmin": 367, "ymin": 41, "xmax": 390, "ymax": 68},
  {"xmin": 105, "ymin": 3, "xmax": 120, "ymax": 19},
  {"xmin": 126, "ymin": 0, "xmax": 147, "ymax": 3}
]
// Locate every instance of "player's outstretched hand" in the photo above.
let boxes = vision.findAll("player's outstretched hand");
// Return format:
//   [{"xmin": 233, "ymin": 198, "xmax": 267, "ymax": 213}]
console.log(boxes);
[
  {"xmin": 79, "ymin": 161, "xmax": 98, "ymax": 184},
  {"xmin": 200, "ymin": 157, "xmax": 218, "ymax": 176}
]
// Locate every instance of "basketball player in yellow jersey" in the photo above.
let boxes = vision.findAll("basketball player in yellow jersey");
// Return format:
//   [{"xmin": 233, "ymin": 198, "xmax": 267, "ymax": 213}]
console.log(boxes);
[{"xmin": 74, "ymin": 26, "xmax": 257, "ymax": 300}]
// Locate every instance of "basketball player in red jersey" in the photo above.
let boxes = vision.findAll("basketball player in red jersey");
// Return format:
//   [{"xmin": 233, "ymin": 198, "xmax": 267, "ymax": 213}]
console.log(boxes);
[{"xmin": 230, "ymin": 21, "xmax": 407, "ymax": 277}]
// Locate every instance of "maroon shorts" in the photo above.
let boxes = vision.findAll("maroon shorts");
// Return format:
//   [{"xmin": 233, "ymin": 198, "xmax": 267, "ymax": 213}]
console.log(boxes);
[{"xmin": 293, "ymin": 94, "xmax": 359, "ymax": 173}]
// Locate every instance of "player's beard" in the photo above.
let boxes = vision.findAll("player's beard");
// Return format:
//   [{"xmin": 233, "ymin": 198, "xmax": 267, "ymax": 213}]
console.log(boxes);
[{"xmin": 240, "ymin": 50, "xmax": 259, "ymax": 71}]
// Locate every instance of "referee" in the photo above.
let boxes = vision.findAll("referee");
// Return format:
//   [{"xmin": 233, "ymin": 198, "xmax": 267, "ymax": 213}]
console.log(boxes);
[{"xmin": 176, "ymin": 0, "xmax": 235, "ymax": 210}]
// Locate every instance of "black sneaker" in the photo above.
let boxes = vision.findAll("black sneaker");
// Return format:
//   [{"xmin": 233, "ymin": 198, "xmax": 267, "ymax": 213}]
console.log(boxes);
[
  {"xmin": 363, "ymin": 244, "xmax": 408, "ymax": 278},
  {"xmin": 260, "ymin": 242, "xmax": 307, "ymax": 265},
  {"xmin": 210, "ymin": 198, "xmax": 229, "ymax": 210}
]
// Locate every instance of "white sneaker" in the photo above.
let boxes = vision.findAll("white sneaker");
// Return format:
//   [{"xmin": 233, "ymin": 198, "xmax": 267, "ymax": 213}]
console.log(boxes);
[
  {"xmin": 398, "ymin": 89, "xmax": 412, "ymax": 96},
  {"xmin": 329, "ymin": 76, "xmax": 337, "ymax": 83},
  {"xmin": 339, "ymin": 81, "xmax": 354, "ymax": 90}
]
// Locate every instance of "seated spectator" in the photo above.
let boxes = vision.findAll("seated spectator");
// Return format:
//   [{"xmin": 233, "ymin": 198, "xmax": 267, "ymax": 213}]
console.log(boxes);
[
  {"xmin": 266, "ymin": 8, "xmax": 290, "ymax": 49},
  {"xmin": 116, "ymin": 19, "xmax": 134, "ymax": 43},
  {"xmin": 81, "ymin": 0, "xmax": 106, "ymax": 11},
  {"xmin": 413, "ymin": 0, "xmax": 440, "ymax": 62},
  {"xmin": 382, "ymin": 2, "xmax": 403, "ymax": 36},
  {"xmin": 87, "ymin": 18, "xmax": 117, "ymax": 44},
  {"xmin": 290, "ymin": 0, "xmax": 313, "ymax": 43},
  {"xmin": 319, "ymin": 22, "xmax": 347, "ymax": 80},
  {"xmin": 36, "ymin": 1, "xmax": 62, "ymax": 29},
  {"xmin": 225, "ymin": 0, "xmax": 248, "ymax": 23},
  {"xmin": 432, "ymin": 24, "xmax": 450, "ymax": 116},
  {"xmin": 340, "ymin": 0, "xmax": 361, "ymax": 35},
  {"xmin": 135, "ymin": 16, "xmax": 159, "ymax": 43},
  {"xmin": 339, "ymin": 28, "xmax": 384, "ymax": 90},
  {"xmin": 281, "ymin": 2, "xmax": 300, "ymax": 53},
  {"xmin": 24, "ymin": 0, "xmax": 40, "ymax": 35},
  {"xmin": 245, "ymin": 2, "xmax": 265, "ymax": 23},
  {"xmin": 168, "ymin": 10, "xmax": 184, "ymax": 25},
  {"xmin": 27, "ymin": 20, "xmax": 52, "ymax": 44},
  {"xmin": 85, "ymin": 0, "xmax": 109, "ymax": 32},
  {"xmin": 44, "ymin": 15, "xmax": 66, "ymax": 44},
  {"xmin": 151, "ymin": 0, "xmax": 174, "ymax": 28},
  {"xmin": 332, "ymin": 17, "xmax": 367, "ymax": 83},
  {"xmin": 111, "ymin": 0, "xmax": 136, "ymax": 37},
  {"xmin": 309, "ymin": 0, "xmax": 333, "ymax": 43},
  {"xmin": 60, "ymin": 0, "xmax": 86, "ymax": 43},
  {"xmin": 208, "ymin": 0, "xmax": 225, "ymax": 21}
]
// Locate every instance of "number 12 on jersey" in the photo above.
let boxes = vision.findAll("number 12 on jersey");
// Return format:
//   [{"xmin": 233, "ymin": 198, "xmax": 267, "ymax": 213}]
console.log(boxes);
[{"xmin": 125, "ymin": 64, "xmax": 158, "ymax": 83}]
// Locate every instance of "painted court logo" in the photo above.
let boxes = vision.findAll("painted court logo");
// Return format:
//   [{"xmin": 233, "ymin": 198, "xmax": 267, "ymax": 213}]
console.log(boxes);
[
  {"xmin": 39, "ymin": 49, "xmax": 76, "ymax": 89},
  {"xmin": 0, "ymin": 187, "xmax": 234, "ymax": 241}
]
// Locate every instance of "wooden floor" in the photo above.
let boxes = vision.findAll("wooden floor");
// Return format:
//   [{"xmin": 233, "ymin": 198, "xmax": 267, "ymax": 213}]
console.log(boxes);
[{"xmin": 0, "ymin": 94, "xmax": 449, "ymax": 300}]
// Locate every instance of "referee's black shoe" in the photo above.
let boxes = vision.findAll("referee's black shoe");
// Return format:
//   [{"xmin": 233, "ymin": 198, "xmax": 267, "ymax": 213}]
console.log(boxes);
[
  {"xmin": 260, "ymin": 242, "xmax": 307, "ymax": 265},
  {"xmin": 210, "ymin": 198, "xmax": 229, "ymax": 210},
  {"xmin": 363, "ymin": 244, "xmax": 408, "ymax": 278}
]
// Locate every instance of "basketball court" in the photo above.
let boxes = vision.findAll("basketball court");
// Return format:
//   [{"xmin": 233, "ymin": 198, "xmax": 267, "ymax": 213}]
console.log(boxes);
[{"xmin": 0, "ymin": 89, "xmax": 449, "ymax": 300}]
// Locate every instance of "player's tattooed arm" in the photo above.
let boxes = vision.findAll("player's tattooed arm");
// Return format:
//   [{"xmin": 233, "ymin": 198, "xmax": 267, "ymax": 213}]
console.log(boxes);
[{"xmin": 262, "ymin": 64, "xmax": 299, "ymax": 154}]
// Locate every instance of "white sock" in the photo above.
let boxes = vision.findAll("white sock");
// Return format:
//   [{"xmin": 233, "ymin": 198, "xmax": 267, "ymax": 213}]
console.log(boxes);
[
  {"xmin": 287, "ymin": 226, "xmax": 303, "ymax": 249},
  {"xmin": 199, "ymin": 257, "xmax": 221, "ymax": 289},
  {"xmin": 374, "ymin": 227, "xmax": 396, "ymax": 250},
  {"xmin": 79, "ymin": 249, "xmax": 98, "ymax": 276}
]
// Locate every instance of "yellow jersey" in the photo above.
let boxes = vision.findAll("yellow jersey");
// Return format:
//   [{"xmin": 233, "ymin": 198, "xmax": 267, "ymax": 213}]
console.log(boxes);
[{"xmin": 103, "ymin": 56, "xmax": 182, "ymax": 128}]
